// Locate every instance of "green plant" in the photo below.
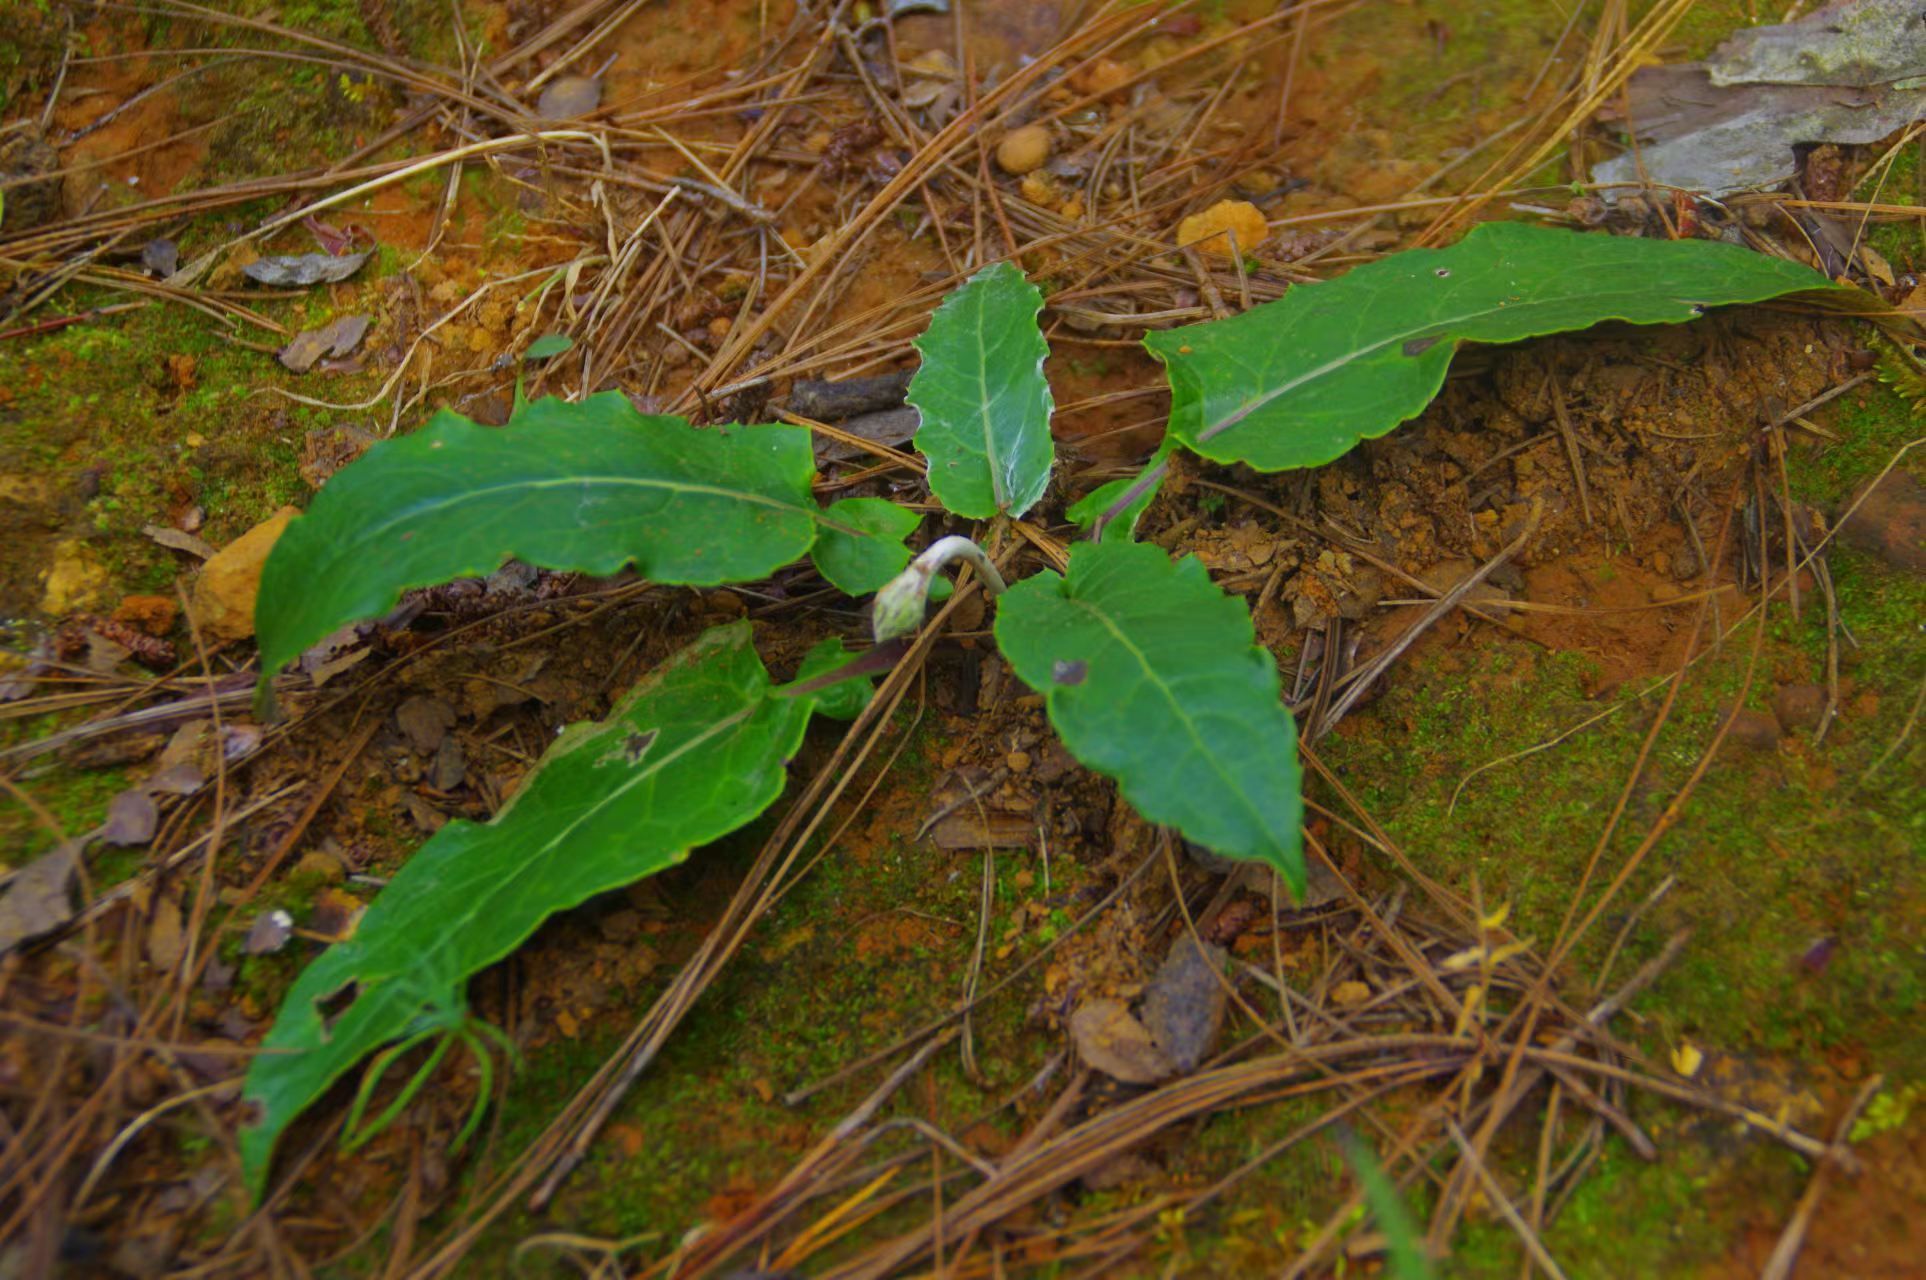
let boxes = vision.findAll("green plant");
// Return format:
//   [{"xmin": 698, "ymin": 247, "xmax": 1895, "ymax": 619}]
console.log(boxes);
[
  {"xmin": 1336, "ymin": 1128, "xmax": 1437, "ymax": 1280},
  {"xmin": 239, "ymin": 225, "xmax": 1834, "ymax": 1194},
  {"xmin": 1850, "ymin": 1084, "xmax": 1918, "ymax": 1143}
]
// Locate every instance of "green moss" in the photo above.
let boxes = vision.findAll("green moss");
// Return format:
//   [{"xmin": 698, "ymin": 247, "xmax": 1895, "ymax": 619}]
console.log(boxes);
[
  {"xmin": 0, "ymin": 4, "xmax": 60, "ymax": 114},
  {"xmin": 5, "ymin": 294, "xmax": 385, "ymax": 592},
  {"xmin": 1453, "ymin": 1144, "xmax": 1727, "ymax": 1279},
  {"xmin": 1259, "ymin": 340, "xmax": 1926, "ymax": 1279},
  {"xmin": 1302, "ymin": 0, "xmax": 1581, "ymax": 194},
  {"xmin": 1851, "ymin": 141, "xmax": 1925, "ymax": 272},
  {"xmin": 407, "ymin": 732, "xmax": 1027, "ymax": 1272},
  {"xmin": 1297, "ymin": 480, "xmax": 1922, "ymax": 1274},
  {"xmin": 1797, "ymin": 377, "xmax": 1925, "ymax": 503},
  {"xmin": 1668, "ymin": 0, "xmax": 1767, "ymax": 61},
  {"xmin": 0, "ymin": 748, "xmax": 129, "ymax": 868}
]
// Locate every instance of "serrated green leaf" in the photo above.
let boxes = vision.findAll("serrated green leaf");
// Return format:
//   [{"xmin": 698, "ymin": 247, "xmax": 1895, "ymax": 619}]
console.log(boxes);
[
  {"xmin": 810, "ymin": 497, "xmax": 919, "ymax": 595},
  {"xmin": 994, "ymin": 540, "xmax": 1303, "ymax": 892},
  {"xmin": 1148, "ymin": 222, "xmax": 1835, "ymax": 471},
  {"xmin": 240, "ymin": 623, "xmax": 814, "ymax": 1195},
  {"xmin": 523, "ymin": 332, "xmax": 574, "ymax": 360},
  {"xmin": 255, "ymin": 395, "xmax": 907, "ymax": 680},
  {"xmin": 910, "ymin": 261, "xmax": 1054, "ymax": 518}
]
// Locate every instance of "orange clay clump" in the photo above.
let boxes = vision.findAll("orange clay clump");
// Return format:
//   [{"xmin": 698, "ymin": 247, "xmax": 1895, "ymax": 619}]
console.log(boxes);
[{"xmin": 1176, "ymin": 199, "xmax": 1268, "ymax": 258}]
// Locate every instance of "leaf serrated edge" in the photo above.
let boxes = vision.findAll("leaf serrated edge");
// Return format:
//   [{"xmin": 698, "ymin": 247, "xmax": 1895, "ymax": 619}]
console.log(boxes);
[
  {"xmin": 256, "ymin": 403, "xmax": 915, "ymax": 681},
  {"xmin": 908, "ymin": 260, "xmax": 1055, "ymax": 518},
  {"xmin": 998, "ymin": 542, "xmax": 1304, "ymax": 891},
  {"xmin": 241, "ymin": 623, "xmax": 817, "ymax": 1194},
  {"xmin": 1147, "ymin": 223, "xmax": 1838, "ymax": 471}
]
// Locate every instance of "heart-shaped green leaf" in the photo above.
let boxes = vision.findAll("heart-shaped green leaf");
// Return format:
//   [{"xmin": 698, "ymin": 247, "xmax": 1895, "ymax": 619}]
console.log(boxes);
[
  {"xmin": 810, "ymin": 497, "xmax": 921, "ymax": 596},
  {"xmin": 1148, "ymin": 221, "xmax": 1835, "ymax": 471},
  {"xmin": 995, "ymin": 540, "xmax": 1303, "ymax": 892},
  {"xmin": 240, "ymin": 623, "xmax": 829, "ymax": 1194},
  {"xmin": 910, "ymin": 260, "xmax": 1055, "ymax": 519}
]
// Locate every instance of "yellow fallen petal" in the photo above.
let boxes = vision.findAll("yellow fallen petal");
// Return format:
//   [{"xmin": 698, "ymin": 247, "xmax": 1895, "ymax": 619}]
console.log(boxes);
[{"xmin": 1672, "ymin": 1040, "xmax": 1705, "ymax": 1078}]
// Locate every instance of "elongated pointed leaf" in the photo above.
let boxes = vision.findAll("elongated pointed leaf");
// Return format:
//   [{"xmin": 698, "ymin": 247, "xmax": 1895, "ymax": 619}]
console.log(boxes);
[
  {"xmin": 910, "ymin": 261, "xmax": 1054, "ymax": 518},
  {"xmin": 1148, "ymin": 222, "xmax": 1835, "ymax": 471},
  {"xmin": 240, "ymin": 624, "xmax": 817, "ymax": 1194},
  {"xmin": 522, "ymin": 332, "xmax": 573, "ymax": 361},
  {"xmin": 994, "ymin": 540, "xmax": 1303, "ymax": 892},
  {"xmin": 256, "ymin": 395, "xmax": 906, "ymax": 679}
]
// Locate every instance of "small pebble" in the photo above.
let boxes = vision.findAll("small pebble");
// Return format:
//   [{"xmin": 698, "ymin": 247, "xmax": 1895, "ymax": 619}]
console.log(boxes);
[
  {"xmin": 1772, "ymin": 685, "xmax": 1827, "ymax": 734},
  {"xmin": 996, "ymin": 124, "xmax": 1052, "ymax": 175},
  {"xmin": 1836, "ymin": 470, "xmax": 1925, "ymax": 572},
  {"xmin": 536, "ymin": 74, "xmax": 602, "ymax": 120},
  {"xmin": 1724, "ymin": 707, "xmax": 1782, "ymax": 751},
  {"xmin": 245, "ymin": 910, "xmax": 294, "ymax": 956},
  {"xmin": 1069, "ymin": 58, "xmax": 1132, "ymax": 97},
  {"xmin": 597, "ymin": 908, "xmax": 644, "ymax": 944},
  {"xmin": 293, "ymin": 850, "xmax": 344, "ymax": 883},
  {"xmin": 1331, "ymin": 979, "xmax": 1372, "ymax": 1007},
  {"xmin": 1006, "ymin": 750, "xmax": 1032, "ymax": 774}
]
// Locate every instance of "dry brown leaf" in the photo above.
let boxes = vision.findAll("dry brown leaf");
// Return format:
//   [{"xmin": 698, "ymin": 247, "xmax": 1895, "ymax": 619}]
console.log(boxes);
[
  {"xmin": 146, "ymin": 891, "xmax": 186, "ymax": 971},
  {"xmin": 0, "ymin": 841, "xmax": 82, "ymax": 956},
  {"xmin": 1068, "ymin": 998, "xmax": 1175, "ymax": 1084}
]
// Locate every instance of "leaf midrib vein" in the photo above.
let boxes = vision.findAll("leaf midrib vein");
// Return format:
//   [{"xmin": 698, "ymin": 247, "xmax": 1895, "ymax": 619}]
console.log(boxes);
[
  {"xmin": 343, "ymin": 474, "xmax": 808, "ymax": 556},
  {"xmin": 1062, "ymin": 596, "xmax": 1274, "ymax": 845},
  {"xmin": 1196, "ymin": 283, "xmax": 1794, "ymax": 444},
  {"xmin": 974, "ymin": 297, "xmax": 1009, "ymax": 510},
  {"xmin": 301, "ymin": 688, "xmax": 763, "ymax": 1041}
]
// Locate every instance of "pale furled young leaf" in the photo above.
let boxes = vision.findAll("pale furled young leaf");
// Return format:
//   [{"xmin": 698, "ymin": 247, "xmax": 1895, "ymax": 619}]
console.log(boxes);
[{"xmin": 909, "ymin": 260, "xmax": 1055, "ymax": 519}]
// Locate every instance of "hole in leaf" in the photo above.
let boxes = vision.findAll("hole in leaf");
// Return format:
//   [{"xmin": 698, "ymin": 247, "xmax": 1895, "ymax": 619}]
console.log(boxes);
[
  {"xmin": 1402, "ymin": 336, "xmax": 1443, "ymax": 357},
  {"xmin": 1052, "ymin": 659, "xmax": 1088, "ymax": 686},
  {"xmin": 314, "ymin": 982, "xmax": 360, "ymax": 1037},
  {"xmin": 623, "ymin": 729, "xmax": 658, "ymax": 762},
  {"xmin": 1434, "ymin": 267, "xmax": 1451, "ymax": 277}
]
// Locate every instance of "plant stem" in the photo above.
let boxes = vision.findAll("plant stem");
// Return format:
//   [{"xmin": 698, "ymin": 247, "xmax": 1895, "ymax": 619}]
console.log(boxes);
[
  {"xmin": 916, "ymin": 535, "xmax": 1008, "ymax": 595},
  {"xmin": 1091, "ymin": 456, "xmax": 1170, "ymax": 539}
]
